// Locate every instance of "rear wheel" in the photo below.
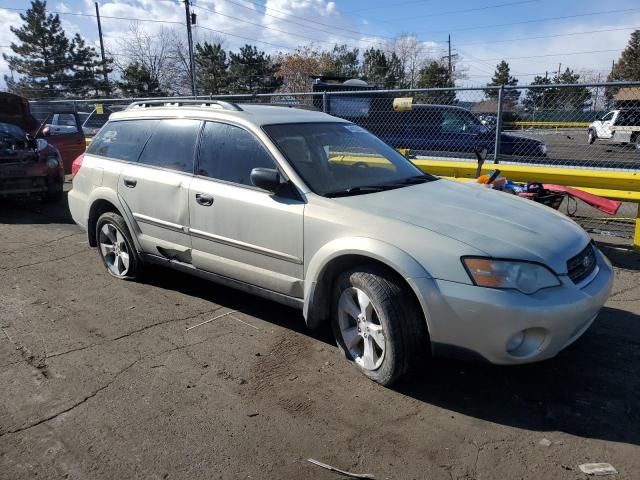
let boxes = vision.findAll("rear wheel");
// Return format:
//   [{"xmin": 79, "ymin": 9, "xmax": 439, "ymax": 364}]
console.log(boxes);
[
  {"xmin": 96, "ymin": 212, "xmax": 142, "ymax": 280},
  {"xmin": 331, "ymin": 266, "xmax": 427, "ymax": 386},
  {"xmin": 587, "ymin": 129, "xmax": 597, "ymax": 144}
]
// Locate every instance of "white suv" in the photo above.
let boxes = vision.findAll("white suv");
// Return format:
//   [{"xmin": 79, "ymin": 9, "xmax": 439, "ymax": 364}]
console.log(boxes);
[{"xmin": 69, "ymin": 100, "xmax": 613, "ymax": 386}]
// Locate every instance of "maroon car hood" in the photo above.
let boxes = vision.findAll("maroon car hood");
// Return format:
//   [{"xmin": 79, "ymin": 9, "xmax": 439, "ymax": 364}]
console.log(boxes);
[{"xmin": 0, "ymin": 92, "xmax": 40, "ymax": 135}]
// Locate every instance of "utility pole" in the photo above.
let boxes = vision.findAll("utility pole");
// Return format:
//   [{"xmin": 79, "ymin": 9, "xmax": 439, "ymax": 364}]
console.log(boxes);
[
  {"xmin": 557, "ymin": 62, "xmax": 562, "ymax": 78},
  {"xmin": 94, "ymin": 2, "xmax": 109, "ymax": 88},
  {"xmin": 448, "ymin": 34, "xmax": 452, "ymax": 84},
  {"xmin": 184, "ymin": 0, "xmax": 197, "ymax": 96}
]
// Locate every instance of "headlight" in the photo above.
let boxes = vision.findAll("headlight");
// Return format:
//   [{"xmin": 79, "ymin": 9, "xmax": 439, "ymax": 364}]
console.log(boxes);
[
  {"xmin": 36, "ymin": 138, "xmax": 49, "ymax": 152},
  {"xmin": 46, "ymin": 156, "xmax": 59, "ymax": 169},
  {"xmin": 462, "ymin": 257, "xmax": 560, "ymax": 294},
  {"xmin": 539, "ymin": 144, "xmax": 548, "ymax": 156}
]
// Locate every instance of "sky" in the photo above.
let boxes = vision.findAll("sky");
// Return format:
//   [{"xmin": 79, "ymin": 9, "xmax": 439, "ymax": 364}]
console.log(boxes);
[{"xmin": 0, "ymin": 0, "xmax": 638, "ymax": 90}]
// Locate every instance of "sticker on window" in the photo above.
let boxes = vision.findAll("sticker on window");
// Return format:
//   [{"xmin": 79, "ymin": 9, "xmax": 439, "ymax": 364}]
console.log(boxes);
[{"xmin": 344, "ymin": 125, "xmax": 366, "ymax": 133}]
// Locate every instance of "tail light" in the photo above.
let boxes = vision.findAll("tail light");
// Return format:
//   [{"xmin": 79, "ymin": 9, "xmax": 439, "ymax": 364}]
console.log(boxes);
[{"xmin": 71, "ymin": 153, "xmax": 84, "ymax": 178}]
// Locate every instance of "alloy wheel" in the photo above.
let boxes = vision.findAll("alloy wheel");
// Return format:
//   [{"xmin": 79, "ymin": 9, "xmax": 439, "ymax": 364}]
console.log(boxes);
[
  {"xmin": 337, "ymin": 287, "xmax": 386, "ymax": 370},
  {"xmin": 99, "ymin": 222, "xmax": 130, "ymax": 277}
]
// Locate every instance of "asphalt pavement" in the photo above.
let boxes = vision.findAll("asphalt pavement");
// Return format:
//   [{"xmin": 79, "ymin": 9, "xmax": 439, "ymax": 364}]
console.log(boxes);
[{"xmin": 1, "ymin": 194, "xmax": 639, "ymax": 479}]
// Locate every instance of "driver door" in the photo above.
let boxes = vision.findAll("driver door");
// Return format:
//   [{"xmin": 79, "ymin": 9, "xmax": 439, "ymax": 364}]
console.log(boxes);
[{"xmin": 188, "ymin": 121, "xmax": 305, "ymax": 297}]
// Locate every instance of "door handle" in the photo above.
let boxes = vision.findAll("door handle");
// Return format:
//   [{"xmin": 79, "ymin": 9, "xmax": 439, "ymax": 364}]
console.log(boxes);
[
  {"xmin": 123, "ymin": 177, "xmax": 137, "ymax": 188},
  {"xmin": 195, "ymin": 193, "xmax": 213, "ymax": 206}
]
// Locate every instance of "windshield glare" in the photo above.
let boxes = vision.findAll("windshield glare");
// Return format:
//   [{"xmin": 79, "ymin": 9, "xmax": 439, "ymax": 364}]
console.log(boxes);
[{"xmin": 263, "ymin": 122, "xmax": 433, "ymax": 196}]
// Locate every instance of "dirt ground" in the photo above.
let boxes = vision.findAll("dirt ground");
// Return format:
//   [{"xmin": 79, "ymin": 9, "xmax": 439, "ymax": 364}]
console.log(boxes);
[{"xmin": 1, "ymin": 192, "xmax": 639, "ymax": 480}]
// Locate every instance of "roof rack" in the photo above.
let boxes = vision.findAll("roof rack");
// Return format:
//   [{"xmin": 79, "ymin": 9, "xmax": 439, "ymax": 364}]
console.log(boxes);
[{"xmin": 126, "ymin": 100, "xmax": 243, "ymax": 111}]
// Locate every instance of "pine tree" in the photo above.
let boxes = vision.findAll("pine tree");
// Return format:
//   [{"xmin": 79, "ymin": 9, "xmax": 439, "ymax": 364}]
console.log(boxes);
[
  {"xmin": 416, "ymin": 61, "xmax": 456, "ymax": 105},
  {"xmin": 119, "ymin": 62, "xmax": 166, "ymax": 97},
  {"xmin": 68, "ymin": 33, "xmax": 107, "ymax": 97},
  {"xmin": 227, "ymin": 44, "xmax": 281, "ymax": 94},
  {"xmin": 324, "ymin": 44, "xmax": 360, "ymax": 78},
  {"xmin": 362, "ymin": 48, "xmax": 389, "ymax": 87},
  {"xmin": 550, "ymin": 68, "xmax": 590, "ymax": 110},
  {"xmin": 522, "ymin": 75, "xmax": 552, "ymax": 110},
  {"xmin": 485, "ymin": 60, "xmax": 519, "ymax": 105},
  {"xmin": 195, "ymin": 42, "xmax": 228, "ymax": 95},
  {"xmin": 609, "ymin": 30, "xmax": 640, "ymax": 81},
  {"xmin": 3, "ymin": 0, "xmax": 70, "ymax": 98}
]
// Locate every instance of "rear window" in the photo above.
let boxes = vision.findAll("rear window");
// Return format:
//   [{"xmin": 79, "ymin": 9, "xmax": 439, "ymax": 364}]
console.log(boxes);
[
  {"xmin": 87, "ymin": 120, "xmax": 159, "ymax": 162},
  {"xmin": 138, "ymin": 119, "xmax": 201, "ymax": 173}
]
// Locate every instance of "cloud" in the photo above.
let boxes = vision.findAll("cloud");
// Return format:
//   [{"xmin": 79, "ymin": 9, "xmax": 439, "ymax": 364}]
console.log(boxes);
[
  {"xmin": 0, "ymin": 9, "xmax": 22, "ymax": 83},
  {"xmin": 456, "ymin": 15, "xmax": 640, "ymax": 86}
]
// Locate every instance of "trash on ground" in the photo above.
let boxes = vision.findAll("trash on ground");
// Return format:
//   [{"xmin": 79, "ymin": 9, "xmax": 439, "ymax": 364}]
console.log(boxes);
[
  {"xmin": 538, "ymin": 438, "xmax": 552, "ymax": 447},
  {"xmin": 578, "ymin": 463, "xmax": 618, "ymax": 476},
  {"xmin": 185, "ymin": 310, "xmax": 237, "ymax": 331},
  {"xmin": 307, "ymin": 458, "xmax": 375, "ymax": 479}
]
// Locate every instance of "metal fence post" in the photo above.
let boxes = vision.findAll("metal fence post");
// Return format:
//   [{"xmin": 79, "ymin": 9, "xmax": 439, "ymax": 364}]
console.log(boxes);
[
  {"xmin": 493, "ymin": 85, "xmax": 504, "ymax": 163},
  {"xmin": 322, "ymin": 92, "xmax": 328, "ymax": 113}
]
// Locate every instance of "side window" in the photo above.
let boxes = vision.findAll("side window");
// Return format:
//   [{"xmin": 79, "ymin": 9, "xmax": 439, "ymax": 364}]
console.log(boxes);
[
  {"xmin": 49, "ymin": 113, "xmax": 79, "ymax": 135},
  {"xmin": 440, "ymin": 110, "xmax": 468, "ymax": 134},
  {"xmin": 87, "ymin": 119, "xmax": 159, "ymax": 162},
  {"xmin": 138, "ymin": 119, "xmax": 201, "ymax": 173},
  {"xmin": 197, "ymin": 122, "xmax": 276, "ymax": 186},
  {"xmin": 601, "ymin": 112, "xmax": 614, "ymax": 122}
]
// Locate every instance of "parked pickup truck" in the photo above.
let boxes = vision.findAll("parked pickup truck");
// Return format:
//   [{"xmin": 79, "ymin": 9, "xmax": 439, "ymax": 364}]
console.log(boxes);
[{"xmin": 588, "ymin": 109, "xmax": 640, "ymax": 148}]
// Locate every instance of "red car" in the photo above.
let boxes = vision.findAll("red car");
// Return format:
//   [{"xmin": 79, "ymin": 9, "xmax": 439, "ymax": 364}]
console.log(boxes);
[{"xmin": 0, "ymin": 92, "xmax": 69, "ymax": 202}]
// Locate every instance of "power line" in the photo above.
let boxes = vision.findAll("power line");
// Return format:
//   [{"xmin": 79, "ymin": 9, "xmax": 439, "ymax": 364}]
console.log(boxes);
[
  {"xmin": 475, "ymin": 48, "xmax": 624, "ymax": 62},
  {"xmin": 190, "ymin": 3, "xmax": 349, "ymax": 47},
  {"xmin": 208, "ymin": 0, "xmax": 395, "ymax": 41},
  {"xmin": 423, "ymin": 7, "xmax": 640, "ymax": 35},
  {"xmin": 455, "ymin": 26, "xmax": 640, "ymax": 47},
  {"xmin": 378, "ymin": 0, "xmax": 542, "ymax": 24}
]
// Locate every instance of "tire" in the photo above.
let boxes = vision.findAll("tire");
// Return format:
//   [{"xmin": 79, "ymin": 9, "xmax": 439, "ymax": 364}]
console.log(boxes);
[
  {"xmin": 587, "ymin": 129, "xmax": 596, "ymax": 144},
  {"xmin": 331, "ymin": 265, "xmax": 427, "ymax": 386},
  {"xmin": 635, "ymin": 135, "xmax": 640, "ymax": 151},
  {"xmin": 95, "ymin": 211, "xmax": 142, "ymax": 280}
]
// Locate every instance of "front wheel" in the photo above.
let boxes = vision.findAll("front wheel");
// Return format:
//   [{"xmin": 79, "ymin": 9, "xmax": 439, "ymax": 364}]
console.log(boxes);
[
  {"xmin": 587, "ymin": 129, "xmax": 597, "ymax": 144},
  {"xmin": 331, "ymin": 266, "xmax": 427, "ymax": 386},
  {"xmin": 96, "ymin": 212, "xmax": 142, "ymax": 280}
]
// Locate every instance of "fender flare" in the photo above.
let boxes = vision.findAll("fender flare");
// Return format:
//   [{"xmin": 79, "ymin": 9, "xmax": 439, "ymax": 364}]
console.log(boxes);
[
  {"xmin": 85, "ymin": 188, "xmax": 142, "ymax": 252},
  {"xmin": 303, "ymin": 237, "xmax": 432, "ymax": 329}
]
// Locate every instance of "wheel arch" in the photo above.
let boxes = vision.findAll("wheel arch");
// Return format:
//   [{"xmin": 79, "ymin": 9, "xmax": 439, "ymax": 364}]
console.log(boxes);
[
  {"xmin": 303, "ymin": 238, "xmax": 432, "ymax": 331},
  {"xmin": 86, "ymin": 189, "xmax": 138, "ymax": 249}
]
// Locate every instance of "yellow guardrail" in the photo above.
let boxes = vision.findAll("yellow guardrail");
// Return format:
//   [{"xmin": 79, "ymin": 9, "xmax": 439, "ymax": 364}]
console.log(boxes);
[
  {"xmin": 504, "ymin": 121, "xmax": 591, "ymax": 128},
  {"xmin": 410, "ymin": 158, "xmax": 640, "ymax": 251}
]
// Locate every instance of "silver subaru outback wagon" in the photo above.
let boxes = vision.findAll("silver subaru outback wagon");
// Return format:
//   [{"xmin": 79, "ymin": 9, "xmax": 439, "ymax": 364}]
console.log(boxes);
[{"xmin": 69, "ymin": 101, "xmax": 613, "ymax": 386}]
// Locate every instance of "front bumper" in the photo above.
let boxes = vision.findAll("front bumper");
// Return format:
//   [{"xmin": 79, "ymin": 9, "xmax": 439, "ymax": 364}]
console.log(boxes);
[{"xmin": 409, "ymin": 247, "xmax": 613, "ymax": 364}]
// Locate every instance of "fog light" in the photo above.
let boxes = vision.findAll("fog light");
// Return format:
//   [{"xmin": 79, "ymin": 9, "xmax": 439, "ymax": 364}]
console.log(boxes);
[
  {"xmin": 46, "ymin": 157, "xmax": 59, "ymax": 169},
  {"xmin": 506, "ymin": 331, "xmax": 525, "ymax": 353}
]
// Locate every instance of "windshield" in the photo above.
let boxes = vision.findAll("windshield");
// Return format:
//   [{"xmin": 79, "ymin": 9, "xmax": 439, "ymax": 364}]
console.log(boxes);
[
  {"xmin": 0, "ymin": 122, "xmax": 27, "ymax": 140},
  {"xmin": 263, "ymin": 122, "xmax": 435, "ymax": 196}
]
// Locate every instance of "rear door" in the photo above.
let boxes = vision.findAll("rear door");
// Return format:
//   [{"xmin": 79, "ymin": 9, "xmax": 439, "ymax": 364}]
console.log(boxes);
[
  {"xmin": 43, "ymin": 112, "xmax": 86, "ymax": 172},
  {"xmin": 188, "ymin": 121, "xmax": 304, "ymax": 297},
  {"xmin": 116, "ymin": 118, "xmax": 202, "ymax": 258},
  {"xmin": 598, "ymin": 111, "xmax": 616, "ymax": 138}
]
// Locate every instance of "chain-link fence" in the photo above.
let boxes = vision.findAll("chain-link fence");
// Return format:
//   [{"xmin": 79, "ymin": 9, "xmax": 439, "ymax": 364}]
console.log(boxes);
[{"xmin": 30, "ymin": 81, "xmax": 640, "ymax": 241}]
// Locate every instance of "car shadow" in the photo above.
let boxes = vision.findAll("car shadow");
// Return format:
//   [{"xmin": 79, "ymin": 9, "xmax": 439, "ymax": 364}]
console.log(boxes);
[
  {"xmin": 142, "ymin": 265, "xmax": 639, "ymax": 446},
  {"xmin": 141, "ymin": 264, "xmax": 334, "ymax": 345},
  {"xmin": 598, "ymin": 242, "xmax": 640, "ymax": 272},
  {"xmin": 397, "ymin": 306, "xmax": 640, "ymax": 446},
  {"xmin": 0, "ymin": 191, "xmax": 74, "ymax": 225}
]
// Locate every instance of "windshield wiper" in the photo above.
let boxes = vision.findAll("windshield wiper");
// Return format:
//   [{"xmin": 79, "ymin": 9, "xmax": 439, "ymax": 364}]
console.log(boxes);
[
  {"xmin": 391, "ymin": 174, "xmax": 436, "ymax": 185},
  {"xmin": 324, "ymin": 184, "xmax": 399, "ymax": 198}
]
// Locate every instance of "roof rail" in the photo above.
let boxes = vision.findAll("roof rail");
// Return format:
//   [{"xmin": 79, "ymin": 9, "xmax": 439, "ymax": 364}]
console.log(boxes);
[{"xmin": 126, "ymin": 99, "xmax": 243, "ymax": 111}]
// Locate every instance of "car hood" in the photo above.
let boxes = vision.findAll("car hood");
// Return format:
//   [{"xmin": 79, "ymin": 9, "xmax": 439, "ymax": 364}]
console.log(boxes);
[
  {"xmin": 0, "ymin": 92, "xmax": 40, "ymax": 135},
  {"xmin": 333, "ymin": 179, "xmax": 590, "ymax": 274},
  {"xmin": 500, "ymin": 132, "xmax": 542, "ymax": 145}
]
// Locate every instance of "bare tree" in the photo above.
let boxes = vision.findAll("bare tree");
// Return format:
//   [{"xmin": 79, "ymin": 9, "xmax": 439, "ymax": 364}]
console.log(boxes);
[
  {"xmin": 112, "ymin": 23, "xmax": 185, "ymax": 95},
  {"xmin": 384, "ymin": 35, "xmax": 430, "ymax": 88}
]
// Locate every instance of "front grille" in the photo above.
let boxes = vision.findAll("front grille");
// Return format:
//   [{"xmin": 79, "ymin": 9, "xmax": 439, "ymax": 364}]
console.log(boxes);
[{"xmin": 567, "ymin": 243, "xmax": 597, "ymax": 284}]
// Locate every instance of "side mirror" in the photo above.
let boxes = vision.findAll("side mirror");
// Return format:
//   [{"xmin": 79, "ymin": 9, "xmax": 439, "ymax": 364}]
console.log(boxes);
[
  {"xmin": 250, "ymin": 168, "xmax": 281, "ymax": 193},
  {"xmin": 42, "ymin": 126, "xmax": 51, "ymax": 137}
]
